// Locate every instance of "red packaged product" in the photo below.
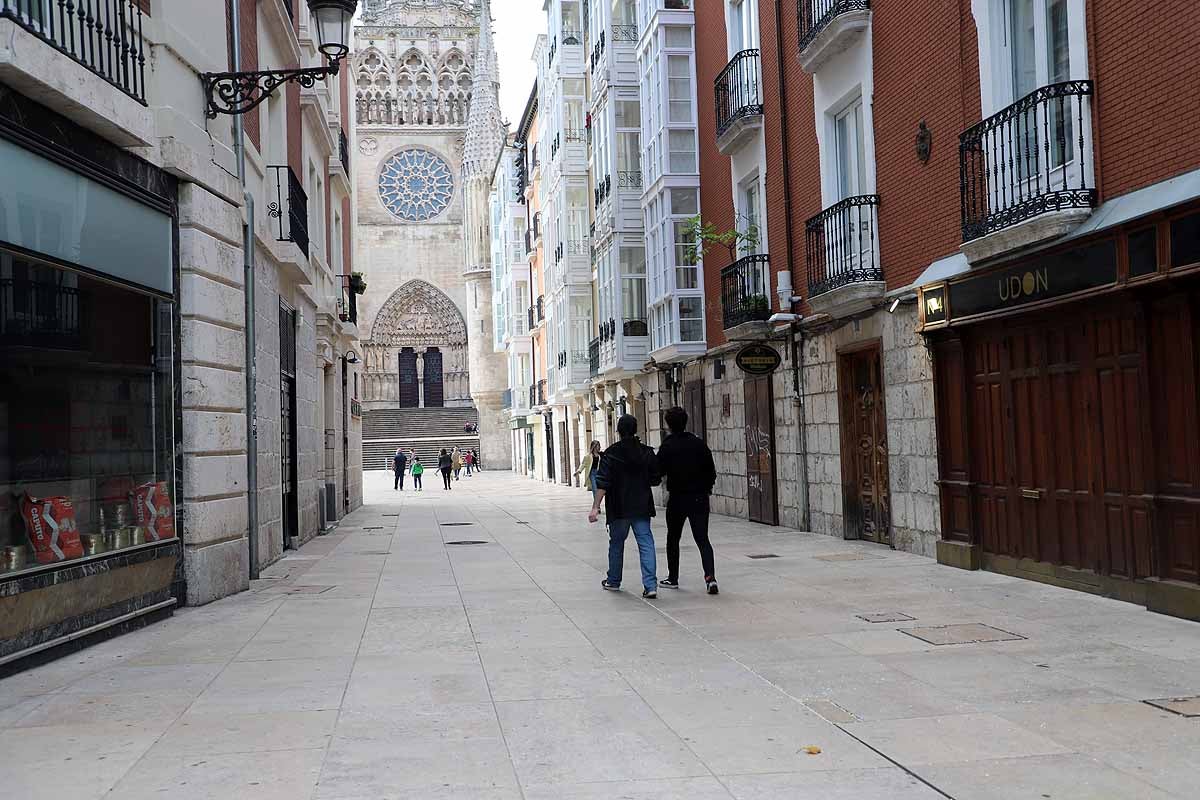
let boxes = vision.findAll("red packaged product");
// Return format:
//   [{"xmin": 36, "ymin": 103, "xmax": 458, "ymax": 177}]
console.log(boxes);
[
  {"xmin": 132, "ymin": 481, "xmax": 176, "ymax": 541},
  {"xmin": 20, "ymin": 493, "xmax": 84, "ymax": 564}
]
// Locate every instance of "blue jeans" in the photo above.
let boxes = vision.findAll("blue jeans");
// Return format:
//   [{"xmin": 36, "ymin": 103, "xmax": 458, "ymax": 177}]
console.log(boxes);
[{"xmin": 606, "ymin": 517, "xmax": 657, "ymax": 591}]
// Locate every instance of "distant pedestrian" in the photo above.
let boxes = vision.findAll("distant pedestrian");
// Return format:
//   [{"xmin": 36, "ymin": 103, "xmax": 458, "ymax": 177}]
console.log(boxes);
[
  {"xmin": 589, "ymin": 415, "xmax": 661, "ymax": 599},
  {"xmin": 452, "ymin": 447, "xmax": 463, "ymax": 480},
  {"xmin": 410, "ymin": 457, "xmax": 424, "ymax": 491},
  {"xmin": 464, "ymin": 450, "xmax": 474, "ymax": 475},
  {"xmin": 393, "ymin": 447, "xmax": 408, "ymax": 491},
  {"xmin": 656, "ymin": 407, "xmax": 718, "ymax": 595},
  {"xmin": 575, "ymin": 440, "xmax": 602, "ymax": 502},
  {"xmin": 438, "ymin": 449, "xmax": 453, "ymax": 490},
  {"xmin": 472, "ymin": 449, "xmax": 482, "ymax": 471}
]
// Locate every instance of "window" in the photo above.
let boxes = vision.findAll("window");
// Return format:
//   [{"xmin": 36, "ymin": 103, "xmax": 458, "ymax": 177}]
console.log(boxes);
[
  {"xmin": 619, "ymin": 246, "xmax": 647, "ymax": 325},
  {"xmin": 615, "ymin": 100, "xmax": 640, "ymax": 128},
  {"xmin": 671, "ymin": 188, "xmax": 698, "ymax": 216},
  {"xmin": 678, "ymin": 297, "xmax": 703, "ymax": 341},
  {"xmin": 739, "ymin": 179, "xmax": 761, "ymax": 256},
  {"xmin": 667, "ymin": 56, "xmax": 692, "ymax": 123},
  {"xmin": 674, "ymin": 221, "xmax": 698, "ymax": 289},
  {"xmin": 664, "ymin": 26, "xmax": 692, "ymax": 48},
  {"xmin": 833, "ymin": 97, "xmax": 867, "ymax": 200},
  {"xmin": 668, "ymin": 129, "xmax": 696, "ymax": 173},
  {"xmin": 727, "ymin": 0, "xmax": 758, "ymax": 54}
]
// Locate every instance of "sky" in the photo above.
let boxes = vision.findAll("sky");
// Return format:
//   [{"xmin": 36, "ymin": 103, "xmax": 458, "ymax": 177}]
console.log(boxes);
[{"xmin": 491, "ymin": 0, "xmax": 543, "ymax": 127}]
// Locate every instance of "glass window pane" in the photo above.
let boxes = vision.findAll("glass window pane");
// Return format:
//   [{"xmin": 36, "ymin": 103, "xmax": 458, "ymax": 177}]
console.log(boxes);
[
  {"xmin": 664, "ymin": 26, "xmax": 692, "ymax": 48},
  {"xmin": 1046, "ymin": 0, "xmax": 1071, "ymax": 82},
  {"xmin": 671, "ymin": 188, "xmax": 699, "ymax": 215},
  {"xmin": 668, "ymin": 130, "xmax": 696, "ymax": 173},
  {"xmin": 1010, "ymin": 0, "xmax": 1037, "ymax": 97}
]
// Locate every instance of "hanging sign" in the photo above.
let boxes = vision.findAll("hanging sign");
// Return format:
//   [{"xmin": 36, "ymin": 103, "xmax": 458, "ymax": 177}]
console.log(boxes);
[{"xmin": 735, "ymin": 343, "xmax": 781, "ymax": 376}]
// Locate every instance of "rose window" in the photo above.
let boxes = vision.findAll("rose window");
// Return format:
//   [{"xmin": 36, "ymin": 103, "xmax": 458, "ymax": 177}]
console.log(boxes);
[{"xmin": 378, "ymin": 149, "xmax": 454, "ymax": 222}]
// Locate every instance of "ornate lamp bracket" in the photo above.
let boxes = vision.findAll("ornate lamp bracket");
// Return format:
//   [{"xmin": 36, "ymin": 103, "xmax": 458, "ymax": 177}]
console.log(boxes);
[{"xmin": 201, "ymin": 62, "xmax": 341, "ymax": 119}]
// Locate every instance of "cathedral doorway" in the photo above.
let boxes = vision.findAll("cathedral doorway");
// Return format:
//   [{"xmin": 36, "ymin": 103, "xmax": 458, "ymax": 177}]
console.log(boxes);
[{"xmin": 364, "ymin": 280, "xmax": 469, "ymax": 408}]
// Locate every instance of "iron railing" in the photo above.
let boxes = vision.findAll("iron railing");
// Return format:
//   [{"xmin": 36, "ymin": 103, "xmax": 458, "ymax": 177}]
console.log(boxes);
[
  {"xmin": 536, "ymin": 295, "xmax": 545, "ymax": 323},
  {"xmin": 0, "ymin": 278, "xmax": 83, "ymax": 347},
  {"xmin": 715, "ymin": 49, "xmax": 762, "ymax": 138},
  {"xmin": 268, "ymin": 165, "xmax": 310, "ymax": 258},
  {"xmin": 805, "ymin": 194, "xmax": 881, "ymax": 297},
  {"xmin": 561, "ymin": 28, "xmax": 581, "ymax": 45},
  {"xmin": 529, "ymin": 383, "xmax": 538, "ymax": 407},
  {"xmin": 532, "ymin": 212, "xmax": 542, "ymax": 240},
  {"xmin": 338, "ymin": 128, "xmax": 349, "ymax": 173},
  {"xmin": 537, "ymin": 379, "xmax": 547, "ymax": 405},
  {"xmin": 0, "ymin": 0, "xmax": 147, "ymax": 102},
  {"xmin": 798, "ymin": 1, "xmax": 871, "ymax": 56},
  {"xmin": 589, "ymin": 337, "xmax": 600, "ymax": 376},
  {"xmin": 959, "ymin": 80, "xmax": 1095, "ymax": 243},
  {"xmin": 721, "ymin": 254, "xmax": 772, "ymax": 329},
  {"xmin": 612, "ymin": 24, "xmax": 637, "ymax": 42},
  {"xmin": 617, "ymin": 171, "xmax": 643, "ymax": 190},
  {"xmin": 623, "ymin": 318, "xmax": 648, "ymax": 336},
  {"xmin": 527, "ymin": 305, "xmax": 535, "ymax": 330}
]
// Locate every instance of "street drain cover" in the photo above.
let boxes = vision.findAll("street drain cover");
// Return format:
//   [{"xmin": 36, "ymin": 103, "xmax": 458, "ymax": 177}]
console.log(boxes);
[
  {"xmin": 445, "ymin": 540, "xmax": 490, "ymax": 546},
  {"xmin": 813, "ymin": 552, "xmax": 886, "ymax": 562},
  {"xmin": 441, "ymin": 522, "xmax": 474, "ymax": 526},
  {"xmin": 900, "ymin": 623, "xmax": 1025, "ymax": 645},
  {"xmin": 747, "ymin": 554, "xmax": 780, "ymax": 559},
  {"xmin": 857, "ymin": 612, "xmax": 917, "ymax": 623},
  {"xmin": 382, "ymin": 514, "xmax": 400, "ymax": 517},
  {"xmin": 1144, "ymin": 697, "xmax": 1200, "ymax": 717},
  {"xmin": 282, "ymin": 585, "xmax": 335, "ymax": 595},
  {"xmin": 363, "ymin": 526, "xmax": 385, "ymax": 531}
]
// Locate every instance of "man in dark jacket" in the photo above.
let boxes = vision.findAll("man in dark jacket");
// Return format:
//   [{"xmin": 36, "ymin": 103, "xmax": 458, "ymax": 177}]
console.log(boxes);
[
  {"xmin": 393, "ymin": 447, "xmax": 408, "ymax": 491},
  {"xmin": 656, "ymin": 407, "xmax": 719, "ymax": 594},
  {"xmin": 588, "ymin": 414, "xmax": 662, "ymax": 598}
]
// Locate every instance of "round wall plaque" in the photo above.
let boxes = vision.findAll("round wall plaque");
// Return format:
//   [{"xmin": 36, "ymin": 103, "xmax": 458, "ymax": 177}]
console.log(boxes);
[{"xmin": 735, "ymin": 343, "xmax": 782, "ymax": 376}]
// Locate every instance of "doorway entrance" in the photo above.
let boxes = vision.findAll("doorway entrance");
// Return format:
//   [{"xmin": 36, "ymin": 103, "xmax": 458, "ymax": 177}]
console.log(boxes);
[
  {"xmin": 744, "ymin": 375, "xmax": 778, "ymax": 525},
  {"xmin": 838, "ymin": 342, "xmax": 891, "ymax": 543},
  {"xmin": 398, "ymin": 347, "xmax": 418, "ymax": 407},
  {"xmin": 683, "ymin": 378, "xmax": 706, "ymax": 439},
  {"xmin": 279, "ymin": 302, "xmax": 299, "ymax": 549}
]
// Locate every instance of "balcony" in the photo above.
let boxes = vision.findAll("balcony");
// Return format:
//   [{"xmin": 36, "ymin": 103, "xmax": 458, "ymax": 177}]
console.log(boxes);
[
  {"xmin": 959, "ymin": 80, "xmax": 1096, "ymax": 262},
  {"xmin": 797, "ymin": 0, "xmax": 872, "ymax": 74},
  {"xmin": 527, "ymin": 305, "xmax": 535, "ymax": 331},
  {"xmin": 268, "ymin": 165, "xmax": 310, "ymax": 258},
  {"xmin": 529, "ymin": 383, "xmax": 538, "ymax": 408},
  {"xmin": 0, "ymin": 278, "xmax": 83, "ymax": 349},
  {"xmin": 589, "ymin": 337, "xmax": 600, "ymax": 377},
  {"xmin": 617, "ymin": 170, "xmax": 642, "ymax": 191},
  {"xmin": 612, "ymin": 24, "xmax": 637, "ymax": 42},
  {"xmin": 536, "ymin": 295, "xmax": 545, "ymax": 324},
  {"xmin": 0, "ymin": 0, "xmax": 148, "ymax": 103},
  {"xmin": 339, "ymin": 129, "xmax": 350, "ymax": 174},
  {"xmin": 714, "ymin": 49, "xmax": 763, "ymax": 154},
  {"xmin": 721, "ymin": 254, "xmax": 772, "ymax": 334},
  {"xmin": 805, "ymin": 194, "xmax": 883, "ymax": 318},
  {"xmin": 537, "ymin": 379, "xmax": 547, "ymax": 405},
  {"xmin": 337, "ymin": 275, "xmax": 358, "ymax": 326}
]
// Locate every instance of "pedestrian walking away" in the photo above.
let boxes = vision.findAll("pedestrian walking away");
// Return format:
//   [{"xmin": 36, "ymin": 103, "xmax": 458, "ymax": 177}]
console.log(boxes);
[
  {"xmin": 464, "ymin": 450, "xmax": 474, "ymax": 476},
  {"xmin": 655, "ymin": 407, "xmax": 719, "ymax": 594},
  {"xmin": 410, "ymin": 457, "xmax": 424, "ymax": 491},
  {"xmin": 393, "ymin": 447, "xmax": 408, "ymax": 491},
  {"xmin": 575, "ymin": 440, "xmax": 602, "ymax": 503},
  {"xmin": 588, "ymin": 414, "xmax": 661, "ymax": 598},
  {"xmin": 472, "ymin": 449, "xmax": 482, "ymax": 471},
  {"xmin": 452, "ymin": 447, "xmax": 463, "ymax": 480},
  {"xmin": 438, "ymin": 448, "xmax": 453, "ymax": 490}
]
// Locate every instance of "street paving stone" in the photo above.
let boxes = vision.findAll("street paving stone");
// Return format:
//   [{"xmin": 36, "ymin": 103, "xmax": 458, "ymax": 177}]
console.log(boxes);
[{"xmin": 3, "ymin": 469, "xmax": 1200, "ymax": 799}]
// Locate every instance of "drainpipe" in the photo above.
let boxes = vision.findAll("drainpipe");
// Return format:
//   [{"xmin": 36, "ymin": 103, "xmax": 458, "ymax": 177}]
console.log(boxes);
[{"xmin": 231, "ymin": 1, "xmax": 259, "ymax": 579}]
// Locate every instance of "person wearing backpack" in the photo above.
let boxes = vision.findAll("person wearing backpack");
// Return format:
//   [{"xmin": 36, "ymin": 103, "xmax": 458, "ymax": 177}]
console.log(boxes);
[
  {"xmin": 588, "ymin": 415, "xmax": 662, "ymax": 599},
  {"xmin": 438, "ymin": 449, "xmax": 454, "ymax": 490},
  {"xmin": 410, "ymin": 457, "xmax": 424, "ymax": 491}
]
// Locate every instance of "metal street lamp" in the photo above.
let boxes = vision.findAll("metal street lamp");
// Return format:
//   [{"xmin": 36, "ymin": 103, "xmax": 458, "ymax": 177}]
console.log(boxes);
[{"xmin": 201, "ymin": 0, "xmax": 358, "ymax": 118}]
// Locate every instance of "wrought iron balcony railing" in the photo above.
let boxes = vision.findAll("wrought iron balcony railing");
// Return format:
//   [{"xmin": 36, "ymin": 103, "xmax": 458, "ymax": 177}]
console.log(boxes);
[
  {"xmin": 536, "ymin": 295, "xmax": 545, "ymax": 323},
  {"xmin": 529, "ymin": 383, "xmax": 537, "ymax": 407},
  {"xmin": 617, "ymin": 171, "xmax": 642, "ymax": 190},
  {"xmin": 622, "ymin": 318, "xmax": 648, "ymax": 337},
  {"xmin": 1, "ymin": 0, "xmax": 147, "ymax": 102},
  {"xmin": 798, "ymin": 0, "xmax": 871, "ymax": 56},
  {"xmin": 588, "ymin": 337, "xmax": 600, "ymax": 376},
  {"xmin": 537, "ymin": 379, "xmax": 547, "ymax": 405},
  {"xmin": 612, "ymin": 24, "xmax": 637, "ymax": 42},
  {"xmin": 959, "ymin": 80, "xmax": 1095, "ymax": 243},
  {"xmin": 714, "ymin": 49, "xmax": 763, "ymax": 138},
  {"xmin": 721, "ymin": 254, "xmax": 772, "ymax": 330},
  {"xmin": 0, "ymin": 278, "xmax": 83, "ymax": 348},
  {"xmin": 527, "ymin": 305, "xmax": 535, "ymax": 330},
  {"xmin": 338, "ymin": 128, "xmax": 350, "ymax": 174},
  {"xmin": 805, "ymin": 194, "xmax": 881, "ymax": 297},
  {"xmin": 268, "ymin": 165, "xmax": 310, "ymax": 258}
]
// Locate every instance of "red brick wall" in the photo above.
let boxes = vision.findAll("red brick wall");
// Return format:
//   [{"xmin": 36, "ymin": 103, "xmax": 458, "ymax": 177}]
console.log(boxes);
[
  {"xmin": 238, "ymin": 0, "xmax": 260, "ymax": 151},
  {"xmin": 1089, "ymin": 0, "xmax": 1200, "ymax": 201},
  {"xmin": 871, "ymin": 0, "xmax": 980, "ymax": 288},
  {"xmin": 695, "ymin": 9, "xmax": 736, "ymax": 347}
]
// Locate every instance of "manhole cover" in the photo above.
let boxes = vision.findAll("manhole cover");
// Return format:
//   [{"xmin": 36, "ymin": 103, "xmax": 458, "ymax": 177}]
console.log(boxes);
[
  {"xmin": 363, "ymin": 526, "xmax": 385, "ymax": 531},
  {"xmin": 813, "ymin": 552, "xmax": 885, "ymax": 562},
  {"xmin": 857, "ymin": 612, "xmax": 916, "ymax": 623},
  {"xmin": 282, "ymin": 585, "xmax": 335, "ymax": 595},
  {"xmin": 1144, "ymin": 697, "xmax": 1200, "ymax": 717},
  {"xmin": 515, "ymin": 521, "xmax": 530, "ymax": 524},
  {"xmin": 900, "ymin": 623, "xmax": 1025, "ymax": 645},
  {"xmin": 445, "ymin": 540, "xmax": 490, "ymax": 546},
  {"xmin": 747, "ymin": 554, "xmax": 780, "ymax": 559},
  {"xmin": 440, "ymin": 522, "xmax": 474, "ymax": 527}
]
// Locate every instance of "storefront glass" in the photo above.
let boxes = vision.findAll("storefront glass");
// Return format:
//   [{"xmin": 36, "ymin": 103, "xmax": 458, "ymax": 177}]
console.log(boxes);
[{"xmin": 0, "ymin": 248, "xmax": 176, "ymax": 577}]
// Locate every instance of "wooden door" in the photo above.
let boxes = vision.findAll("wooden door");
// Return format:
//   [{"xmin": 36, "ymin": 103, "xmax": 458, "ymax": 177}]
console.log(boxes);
[
  {"xmin": 683, "ymin": 379, "xmax": 706, "ymax": 439},
  {"xmin": 423, "ymin": 347, "xmax": 444, "ymax": 407},
  {"xmin": 838, "ymin": 344, "xmax": 891, "ymax": 543},
  {"xmin": 279, "ymin": 303, "xmax": 299, "ymax": 550},
  {"xmin": 398, "ymin": 348, "xmax": 418, "ymax": 408},
  {"xmin": 744, "ymin": 375, "xmax": 778, "ymax": 525}
]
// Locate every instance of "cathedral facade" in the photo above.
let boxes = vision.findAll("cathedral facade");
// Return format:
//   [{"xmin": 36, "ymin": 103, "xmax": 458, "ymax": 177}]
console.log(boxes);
[{"xmin": 352, "ymin": 0, "xmax": 510, "ymax": 463}]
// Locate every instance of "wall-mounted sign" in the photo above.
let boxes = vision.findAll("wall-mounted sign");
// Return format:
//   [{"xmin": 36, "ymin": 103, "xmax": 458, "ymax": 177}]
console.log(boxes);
[{"xmin": 736, "ymin": 343, "xmax": 782, "ymax": 375}]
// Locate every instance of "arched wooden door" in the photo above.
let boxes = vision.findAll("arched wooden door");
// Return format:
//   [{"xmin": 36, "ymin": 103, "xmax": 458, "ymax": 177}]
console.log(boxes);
[
  {"xmin": 398, "ymin": 347, "xmax": 418, "ymax": 408},
  {"xmin": 423, "ymin": 347, "xmax": 444, "ymax": 407}
]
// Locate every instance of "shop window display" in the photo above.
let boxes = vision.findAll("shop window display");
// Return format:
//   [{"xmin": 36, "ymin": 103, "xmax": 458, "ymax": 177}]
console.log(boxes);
[{"xmin": 0, "ymin": 250, "xmax": 176, "ymax": 577}]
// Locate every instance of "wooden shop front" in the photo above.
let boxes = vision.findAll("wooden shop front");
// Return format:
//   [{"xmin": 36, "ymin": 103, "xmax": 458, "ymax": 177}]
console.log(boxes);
[{"xmin": 919, "ymin": 203, "xmax": 1200, "ymax": 620}]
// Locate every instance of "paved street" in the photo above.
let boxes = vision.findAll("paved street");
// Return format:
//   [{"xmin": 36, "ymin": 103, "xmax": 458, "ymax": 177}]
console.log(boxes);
[{"xmin": 3, "ymin": 470, "xmax": 1200, "ymax": 800}]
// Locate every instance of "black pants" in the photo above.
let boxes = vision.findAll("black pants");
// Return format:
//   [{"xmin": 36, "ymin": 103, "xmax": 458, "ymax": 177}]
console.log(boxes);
[
  {"xmin": 413, "ymin": 473, "xmax": 422, "ymax": 489},
  {"xmin": 394, "ymin": 470, "xmax": 405, "ymax": 490},
  {"xmin": 665, "ymin": 494, "xmax": 715, "ymax": 582},
  {"xmin": 441, "ymin": 468, "xmax": 452, "ymax": 489}
]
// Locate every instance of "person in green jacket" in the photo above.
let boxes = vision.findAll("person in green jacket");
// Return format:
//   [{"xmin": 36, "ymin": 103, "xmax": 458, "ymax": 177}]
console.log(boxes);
[{"xmin": 410, "ymin": 457, "xmax": 424, "ymax": 491}]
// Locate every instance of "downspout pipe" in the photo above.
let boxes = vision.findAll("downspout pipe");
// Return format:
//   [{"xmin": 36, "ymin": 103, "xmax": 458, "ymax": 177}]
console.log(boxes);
[{"xmin": 231, "ymin": 0, "xmax": 259, "ymax": 579}]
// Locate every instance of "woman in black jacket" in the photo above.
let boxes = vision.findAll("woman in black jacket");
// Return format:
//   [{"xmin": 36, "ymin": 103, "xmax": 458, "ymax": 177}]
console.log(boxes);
[{"xmin": 438, "ymin": 448, "xmax": 453, "ymax": 490}]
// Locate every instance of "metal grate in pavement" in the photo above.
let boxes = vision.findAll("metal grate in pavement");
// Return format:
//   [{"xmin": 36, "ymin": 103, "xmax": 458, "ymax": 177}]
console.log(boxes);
[
  {"xmin": 363, "ymin": 526, "xmax": 385, "ymax": 531},
  {"xmin": 857, "ymin": 612, "xmax": 916, "ymax": 623},
  {"xmin": 282, "ymin": 585, "xmax": 335, "ymax": 595},
  {"xmin": 1144, "ymin": 697, "xmax": 1200, "ymax": 717},
  {"xmin": 440, "ymin": 522, "xmax": 475, "ymax": 526},
  {"xmin": 746, "ymin": 554, "xmax": 780, "ymax": 559},
  {"xmin": 900, "ymin": 623, "xmax": 1025, "ymax": 645},
  {"xmin": 813, "ymin": 552, "xmax": 886, "ymax": 562},
  {"xmin": 445, "ymin": 540, "xmax": 490, "ymax": 546}
]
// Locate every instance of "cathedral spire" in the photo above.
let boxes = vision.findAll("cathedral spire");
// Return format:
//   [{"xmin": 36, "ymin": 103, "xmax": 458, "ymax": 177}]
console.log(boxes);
[{"xmin": 461, "ymin": 0, "xmax": 504, "ymax": 180}]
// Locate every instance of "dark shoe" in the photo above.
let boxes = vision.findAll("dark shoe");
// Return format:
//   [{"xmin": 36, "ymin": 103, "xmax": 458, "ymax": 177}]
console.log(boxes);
[
  {"xmin": 601, "ymin": 579, "xmax": 620, "ymax": 591},
  {"xmin": 658, "ymin": 578, "xmax": 679, "ymax": 588},
  {"xmin": 706, "ymin": 579, "xmax": 719, "ymax": 595},
  {"xmin": 642, "ymin": 588, "xmax": 657, "ymax": 599}
]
